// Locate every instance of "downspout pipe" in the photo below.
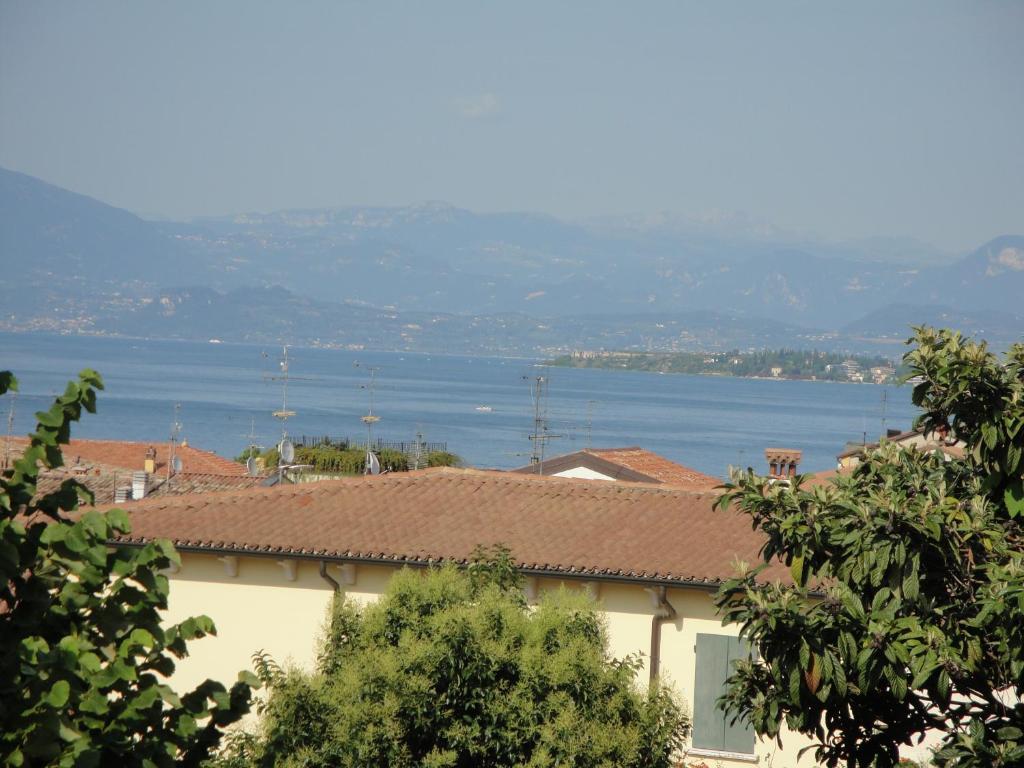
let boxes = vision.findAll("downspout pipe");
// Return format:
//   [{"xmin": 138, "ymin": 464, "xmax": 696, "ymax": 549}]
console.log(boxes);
[
  {"xmin": 648, "ymin": 585, "xmax": 677, "ymax": 684},
  {"xmin": 319, "ymin": 560, "xmax": 340, "ymax": 592}
]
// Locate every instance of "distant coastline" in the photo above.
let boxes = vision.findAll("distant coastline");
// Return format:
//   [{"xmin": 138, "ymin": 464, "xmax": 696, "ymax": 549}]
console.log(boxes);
[{"xmin": 545, "ymin": 349, "xmax": 903, "ymax": 385}]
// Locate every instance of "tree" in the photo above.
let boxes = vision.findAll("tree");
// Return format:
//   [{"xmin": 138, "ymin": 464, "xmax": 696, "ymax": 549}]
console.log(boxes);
[
  {"xmin": 713, "ymin": 328, "xmax": 1024, "ymax": 768},
  {"xmin": 217, "ymin": 547, "xmax": 688, "ymax": 768},
  {"xmin": 0, "ymin": 369, "xmax": 254, "ymax": 766}
]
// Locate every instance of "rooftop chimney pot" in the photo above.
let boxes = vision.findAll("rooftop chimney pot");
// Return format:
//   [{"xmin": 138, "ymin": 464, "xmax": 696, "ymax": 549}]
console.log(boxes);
[{"xmin": 764, "ymin": 448, "xmax": 802, "ymax": 479}]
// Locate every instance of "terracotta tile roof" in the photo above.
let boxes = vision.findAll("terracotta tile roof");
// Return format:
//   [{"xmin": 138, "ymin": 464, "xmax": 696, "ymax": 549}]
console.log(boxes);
[
  {"xmin": 2, "ymin": 436, "xmax": 261, "ymax": 505},
  {"xmin": 22, "ymin": 466, "xmax": 265, "ymax": 505},
  {"xmin": 143, "ymin": 473, "xmax": 267, "ymax": 498},
  {"xmin": 1, "ymin": 436, "xmax": 247, "ymax": 476},
  {"xmin": 587, "ymin": 447, "xmax": 721, "ymax": 489},
  {"xmin": 798, "ymin": 467, "xmax": 845, "ymax": 488},
  {"xmin": 110, "ymin": 467, "xmax": 783, "ymax": 586},
  {"xmin": 34, "ymin": 468, "xmax": 123, "ymax": 504},
  {"xmin": 509, "ymin": 447, "xmax": 720, "ymax": 490}
]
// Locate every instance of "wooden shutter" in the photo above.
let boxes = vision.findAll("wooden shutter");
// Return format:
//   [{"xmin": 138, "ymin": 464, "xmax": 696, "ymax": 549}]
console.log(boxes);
[
  {"xmin": 692, "ymin": 634, "xmax": 755, "ymax": 754},
  {"xmin": 722, "ymin": 637, "xmax": 756, "ymax": 753}
]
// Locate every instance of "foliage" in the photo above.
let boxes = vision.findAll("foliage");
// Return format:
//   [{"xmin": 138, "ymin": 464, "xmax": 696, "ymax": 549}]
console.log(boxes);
[
  {"xmin": 712, "ymin": 327, "xmax": 1024, "ymax": 768},
  {"xmin": 215, "ymin": 552, "xmax": 688, "ymax": 768},
  {"xmin": 237, "ymin": 444, "xmax": 460, "ymax": 475},
  {"xmin": 0, "ymin": 369, "xmax": 254, "ymax": 767}
]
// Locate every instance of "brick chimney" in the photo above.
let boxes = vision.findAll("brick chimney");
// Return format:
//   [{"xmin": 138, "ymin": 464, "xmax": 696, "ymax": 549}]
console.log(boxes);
[
  {"xmin": 765, "ymin": 448, "xmax": 802, "ymax": 480},
  {"xmin": 144, "ymin": 445, "xmax": 157, "ymax": 474}
]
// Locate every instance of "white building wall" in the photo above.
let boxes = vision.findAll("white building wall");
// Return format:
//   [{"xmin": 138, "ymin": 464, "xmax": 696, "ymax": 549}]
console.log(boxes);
[
  {"xmin": 551, "ymin": 466, "xmax": 616, "ymax": 481},
  {"xmin": 164, "ymin": 553, "xmax": 823, "ymax": 767}
]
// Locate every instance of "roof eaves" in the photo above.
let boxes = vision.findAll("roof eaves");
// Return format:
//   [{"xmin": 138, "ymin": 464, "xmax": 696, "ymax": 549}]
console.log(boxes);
[{"xmin": 110, "ymin": 537, "xmax": 732, "ymax": 590}]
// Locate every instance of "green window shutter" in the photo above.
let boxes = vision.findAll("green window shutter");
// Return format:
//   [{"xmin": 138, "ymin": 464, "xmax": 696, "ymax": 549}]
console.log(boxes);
[
  {"xmin": 692, "ymin": 634, "xmax": 756, "ymax": 754},
  {"xmin": 722, "ymin": 637, "xmax": 756, "ymax": 754}
]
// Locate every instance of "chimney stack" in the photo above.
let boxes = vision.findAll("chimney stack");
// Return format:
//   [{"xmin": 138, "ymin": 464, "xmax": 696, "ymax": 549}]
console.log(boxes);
[
  {"xmin": 131, "ymin": 470, "xmax": 149, "ymax": 500},
  {"xmin": 765, "ymin": 448, "xmax": 802, "ymax": 480},
  {"xmin": 144, "ymin": 445, "xmax": 157, "ymax": 474}
]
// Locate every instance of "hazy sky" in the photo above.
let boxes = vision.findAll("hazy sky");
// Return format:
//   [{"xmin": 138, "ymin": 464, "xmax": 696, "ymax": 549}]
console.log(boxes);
[{"xmin": 1, "ymin": 1, "xmax": 1021, "ymax": 250}]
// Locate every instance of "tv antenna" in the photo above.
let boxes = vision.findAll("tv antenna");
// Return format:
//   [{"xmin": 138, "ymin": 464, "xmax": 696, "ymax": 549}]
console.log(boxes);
[
  {"xmin": 3, "ymin": 390, "xmax": 15, "ymax": 471},
  {"xmin": 355, "ymin": 362, "xmax": 383, "ymax": 474},
  {"xmin": 167, "ymin": 402, "xmax": 183, "ymax": 479},
  {"xmin": 523, "ymin": 372, "xmax": 561, "ymax": 474},
  {"xmin": 240, "ymin": 416, "xmax": 265, "ymax": 477},
  {"xmin": 880, "ymin": 388, "xmax": 888, "ymax": 438},
  {"xmin": 262, "ymin": 346, "xmax": 312, "ymax": 482},
  {"xmin": 585, "ymin": 399, "xmax": 597, "ymax": 449}
]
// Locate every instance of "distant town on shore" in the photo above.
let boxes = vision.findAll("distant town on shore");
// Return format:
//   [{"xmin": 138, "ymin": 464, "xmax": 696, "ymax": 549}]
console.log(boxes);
[{"xmin": 547, "ymin": 348, "xmax": 902, "ymax": 384}]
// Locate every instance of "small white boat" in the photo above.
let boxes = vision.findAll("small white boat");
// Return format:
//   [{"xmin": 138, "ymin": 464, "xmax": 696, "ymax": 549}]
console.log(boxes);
[
  {"xmin": 208, "ymin": 338, "xmax": 223, "ymax": 344},
  {"xmin": 475, "ymin": 405, "xmax": 493, "ymax": 413}
]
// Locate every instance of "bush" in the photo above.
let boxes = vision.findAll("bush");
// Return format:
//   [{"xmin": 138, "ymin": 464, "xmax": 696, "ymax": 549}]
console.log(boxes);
[{"xmin": 217, "ymin": 549, "xmax": 688, "ymax": 768}]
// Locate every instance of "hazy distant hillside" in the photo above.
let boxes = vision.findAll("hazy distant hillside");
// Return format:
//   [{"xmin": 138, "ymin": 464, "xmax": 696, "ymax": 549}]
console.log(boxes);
[
  {"xmin": 0, "ymin": 168, "xmax": 195, "ymax": 286},
  {"xmin": 2, "ymin": 167, "xmax": 1020, "ymax": 351},
  {"xmin": 842, "ymin": 303, "xmax": 1024, "ymax": 348},
  {"xmin": 924, "ymin": 235, "xmax": 1024, "ymax": 310},
  {"xmin": 160, "ymin": 203, "xmax": 946, "ymax": 327},
  {"xmin": 81, "ymin": 283, "xmax": 827, "ymax": 355}
]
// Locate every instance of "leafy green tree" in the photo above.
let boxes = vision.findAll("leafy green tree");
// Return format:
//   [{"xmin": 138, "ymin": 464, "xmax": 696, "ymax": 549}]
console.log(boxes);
[
  {"xmin": 0, "ymin": 369, "xmax": 254, "ymax": 767},
  {"xmin": 217, "ymin": 549, "xmax": 688, "ymax": 768},
  {"xmin": 713, "ymin": 328, "xmax": 1024, "ymax": 768}
]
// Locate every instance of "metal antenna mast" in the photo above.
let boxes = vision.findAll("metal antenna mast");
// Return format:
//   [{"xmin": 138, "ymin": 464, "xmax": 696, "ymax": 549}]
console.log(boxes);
[
  {"xmin": 240, "ymin": 416, "xmax": 265, "ymax": 476},
  {"xmin": 525, "ymin": 373, "xmax": 561, "ymax": 474},
  {"xmin": 262, "ymin": 346, "xmax": 311, "ymax": 481},
  {"xmin": 355, "ymin": 362, "xmax": 384, "ymax": 475},
  {"xmin": 167, "ymin": 403, "xmax": 182, "ymax": 480},
  {"xmin": 356, "ymin": 363, "xmax": 382, "ymax": 448},
  {"xmin": 265, "ymin": 346, "xmax": 298, "ymax": 435},
  {"xmin": 585, "ymin": 399, "xmax": 597, "ymax": 449},
  {"xmin": 3, "ymin": 390, "xmax": 15, "ymax": 471}
]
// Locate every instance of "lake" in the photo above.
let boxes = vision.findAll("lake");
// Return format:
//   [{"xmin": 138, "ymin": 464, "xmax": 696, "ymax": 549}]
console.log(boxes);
[{"xmin": 0, "ymin": 332, "xmax": 919, "ymax": 476}]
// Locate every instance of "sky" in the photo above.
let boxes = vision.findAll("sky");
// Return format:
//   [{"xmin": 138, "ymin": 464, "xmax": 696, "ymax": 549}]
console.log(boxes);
[{"xmin": 1, "ymin": 1, "xmax": 1021, "ymax": 251}]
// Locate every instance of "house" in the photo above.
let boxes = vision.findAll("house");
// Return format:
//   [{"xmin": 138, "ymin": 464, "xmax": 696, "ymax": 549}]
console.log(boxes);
[
  {"xmin": 1, "ymin": 436, "xmax": 267, "ymax": 502},
  {"xmin": 835, "ymin": 427, "xmax": 964, "ymax": 470},
  {"xmin": 110, "ymin": 466, "xmax": 819, "ymax": 766},
  {"xmin": 509, "ymin": 446, "xmax": 720, "ymax": 490}
]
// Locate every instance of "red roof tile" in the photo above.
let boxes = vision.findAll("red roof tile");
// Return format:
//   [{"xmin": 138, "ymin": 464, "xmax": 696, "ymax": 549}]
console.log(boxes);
[
  {"xmin": 111, "ymin": 467, "xmax": 782, "ymax": 586},
  {"xmin": 2, "ymin": 436, "xmax": 246, "ymax": 476},
  {"xmin": 588, "ymin": 447, "xmax": 721, "ymax": 489}
]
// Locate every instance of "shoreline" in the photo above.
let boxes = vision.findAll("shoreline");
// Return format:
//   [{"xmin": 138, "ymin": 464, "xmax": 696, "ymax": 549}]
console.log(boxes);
[
  {"xmin": 0, "ymin": 329, "xmax": 902, "ymax": 383},
  {"xmin": 544, "ymin": 361, "xmax": 903, "ymax": 387}
]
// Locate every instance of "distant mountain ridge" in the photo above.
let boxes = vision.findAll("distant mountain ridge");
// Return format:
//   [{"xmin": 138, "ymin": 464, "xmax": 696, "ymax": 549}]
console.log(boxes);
[{"xmin": 1, "ymin": 167, "xmax": 1020, "ymax": 352}]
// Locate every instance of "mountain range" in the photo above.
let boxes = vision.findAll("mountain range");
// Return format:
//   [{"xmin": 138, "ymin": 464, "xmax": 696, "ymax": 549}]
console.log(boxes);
[{"xmin": 1, "ymin": 166, "xmax": 1021, "ymax": 354}]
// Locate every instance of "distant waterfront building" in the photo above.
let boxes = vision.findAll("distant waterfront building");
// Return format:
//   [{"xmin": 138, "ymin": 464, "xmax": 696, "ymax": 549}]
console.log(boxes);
[{"xmin": 835, "ymin": 426, "xmax": 964, "ymax": 470}]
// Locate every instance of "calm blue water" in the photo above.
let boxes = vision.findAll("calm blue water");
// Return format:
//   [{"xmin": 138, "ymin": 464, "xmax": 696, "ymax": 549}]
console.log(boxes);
[{"xmin": 0, "ymin": 332, "xmax": 918, "ymax": 476}]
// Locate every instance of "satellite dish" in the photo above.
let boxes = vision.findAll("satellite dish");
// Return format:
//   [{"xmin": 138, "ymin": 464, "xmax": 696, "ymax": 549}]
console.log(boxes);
[
  {"xmin": 245, "ymin": 457, "xmax": 258, "ymax": 476},
  {"xmin": 171, "ymin": 456, "xmax": 183, "ymax": 474},
  {"xmin": 279, "ymin": 439, "xmax": 295, "ymax": 464}
]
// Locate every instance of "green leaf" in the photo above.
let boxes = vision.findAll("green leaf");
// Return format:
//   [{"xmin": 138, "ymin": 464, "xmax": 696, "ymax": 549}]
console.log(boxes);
[
  {"xmin": 790, "ymin": 553, "xmax": 804, "ymax": 586},
  {"xmin": 1005, "ymin": 481, "xmax": 1024, "ymax": 518},
  {"xmin": 44, "ymin": 680, "xmax": 71, "ymax": 708},
  {"xmin": 64, "ymin": 524, "xmax": 90, "ymax": 553}
]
